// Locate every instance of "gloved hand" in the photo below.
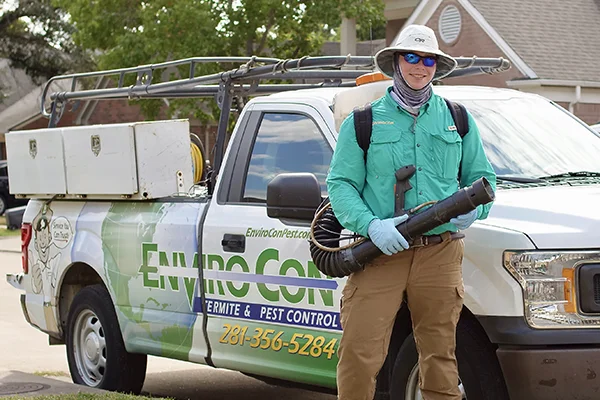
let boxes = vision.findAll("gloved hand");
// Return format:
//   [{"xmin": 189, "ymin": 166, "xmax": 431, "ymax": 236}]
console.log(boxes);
[
  {"xmin": 368, "ymin": 215, "xmax": 410, "ymax": 256},
  {"xmin": 450, "ymin": 209, "xmax": 478, "ymax": 230}
]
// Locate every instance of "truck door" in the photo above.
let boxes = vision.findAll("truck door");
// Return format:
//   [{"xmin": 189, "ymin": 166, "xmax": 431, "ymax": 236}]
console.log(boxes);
[{"xmin": 202, "ymin": 103, "xmax": 343, "ymax": 388}]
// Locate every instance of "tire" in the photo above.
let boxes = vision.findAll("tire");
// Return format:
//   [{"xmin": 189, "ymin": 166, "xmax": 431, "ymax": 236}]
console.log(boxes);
[
  {"xmin": 66, "ymin": 284, "xmax": 147, "ymax": 394},
  {"xmin": 0, "ymin": 195, "xmax": 6, "ymax": 216},
  {"xmin": 389, "ymin": 316, "xmax": 509, "ymax": 400}
]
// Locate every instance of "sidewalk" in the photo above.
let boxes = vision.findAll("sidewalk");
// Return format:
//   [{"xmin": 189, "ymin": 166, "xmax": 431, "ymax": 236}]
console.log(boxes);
[
  {"xmin": 0, "ymin": 236, "xmax": 20, "ymax": 253},
  {"xmin": 0, "ymin": 370, "xmax": 107, "ymax": 397},
  {"xmin": 0, "ymin": 236, "xmax": 98, "ymax": 397}
]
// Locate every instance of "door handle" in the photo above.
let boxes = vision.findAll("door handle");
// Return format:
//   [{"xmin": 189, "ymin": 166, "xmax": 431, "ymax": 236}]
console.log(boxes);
[{"xmin": 221, "ymin": 234, "xmax": 245, "ymax": 253}]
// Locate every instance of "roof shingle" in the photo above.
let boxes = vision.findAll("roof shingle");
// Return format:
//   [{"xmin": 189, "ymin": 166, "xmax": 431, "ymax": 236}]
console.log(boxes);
[{"xmin": 469, "ymin": 0, "xmax": 600, "ymax": 81}]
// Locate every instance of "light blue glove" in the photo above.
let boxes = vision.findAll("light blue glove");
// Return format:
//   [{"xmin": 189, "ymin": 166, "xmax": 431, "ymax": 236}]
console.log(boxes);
[
  {"xmin": 368, "ymin": 215, "xmax": 410, "ymax": 256},
  {"xmin": 450, "ymin": 209, "xmax": 478, "ymax": 230}
]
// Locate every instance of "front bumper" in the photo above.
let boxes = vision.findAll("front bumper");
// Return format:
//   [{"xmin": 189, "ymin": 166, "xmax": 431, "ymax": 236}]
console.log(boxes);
[
  {"xmin": 479, "ymin": 316, "xmax": 600, "ymax": 400},
  {"xmin": 497, "ymin": 347, "xmax": 600, "ymax": 400}
]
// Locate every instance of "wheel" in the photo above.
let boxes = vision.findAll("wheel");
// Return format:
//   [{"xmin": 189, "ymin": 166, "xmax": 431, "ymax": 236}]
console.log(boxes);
[
  {"xmin": 389, "ymin": 316, "xmax": 509, "ymax": 400},
  {"xmin": 0, "ymin": 195, "xmax": 6, "ymax": 216},
  {"xmin": 66, "ymin": 284, "xmax": 147, "ymax": 394}
]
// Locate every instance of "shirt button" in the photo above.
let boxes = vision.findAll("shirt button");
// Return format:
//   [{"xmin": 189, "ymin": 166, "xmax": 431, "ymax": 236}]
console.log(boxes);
[
  {"xmin": 418, "ymin": 167, "xmax": 422, "ymax": 171},
  {"xmin": 417, "ymin": 143, "xmax": 421, "ymax": 147},
  {"xmin": 419, "ymin": 191, "xmax": 423, "ymax": 195}
]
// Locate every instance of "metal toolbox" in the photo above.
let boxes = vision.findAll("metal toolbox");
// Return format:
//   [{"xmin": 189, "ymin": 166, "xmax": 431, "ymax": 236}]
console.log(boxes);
[
  {"xmin": 6, "ymin": 128, "xmax": 67, "ymax": 196},
  {"xmin": 6, "ymin": 119, "xmax": 193, "ymax": 200}
]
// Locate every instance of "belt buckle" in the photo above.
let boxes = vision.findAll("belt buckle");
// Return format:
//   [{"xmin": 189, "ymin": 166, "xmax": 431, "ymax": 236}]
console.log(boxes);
[{"xmin": 412, "ymin": 236, "xmax": 429, "ymax": 248}]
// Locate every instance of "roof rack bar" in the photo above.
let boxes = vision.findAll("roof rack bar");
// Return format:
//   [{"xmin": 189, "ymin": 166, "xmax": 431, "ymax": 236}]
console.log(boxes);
[
  {"xmin": 41, "ymin": 56, "xmax": 281, "ymax": 115},
  {"xmin": 41, "ymin": 55, "xmax": 511, "ymax": 117},
  {"xmin": 448, "ymin": 66, "xmax": 507, "ymax": 79},
  {"xmin": 454, "ymin": 56, "xmax": 510, "ymax": 70},
  {"xmin": 41, "ymin": 56, "xmax": 375, "ymax": 114},
  {"xmin": 211, "ymin": 80, "xmax": 233, "ymax": 190},
  {"xmin": 50, "ymin": 82, "xmax": 358, "ymax": 100},
  {"xmin": 49, "ymin": 69, "xmax": 373, "ymax": 103}
]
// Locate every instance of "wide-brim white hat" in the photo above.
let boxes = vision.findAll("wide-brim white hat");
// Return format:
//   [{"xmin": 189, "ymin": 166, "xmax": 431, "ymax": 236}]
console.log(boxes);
[{"xmin": 375, "ymin": 25, "xmax": 457, "ymax": 80}]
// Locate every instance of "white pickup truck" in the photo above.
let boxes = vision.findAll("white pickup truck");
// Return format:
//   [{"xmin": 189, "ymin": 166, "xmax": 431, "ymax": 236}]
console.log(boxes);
[{"xmin": 6, "ymin": 56, "xmax": 600, "ymax": 400}]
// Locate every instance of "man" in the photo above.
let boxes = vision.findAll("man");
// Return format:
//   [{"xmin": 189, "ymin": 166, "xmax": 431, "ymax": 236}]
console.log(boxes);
[{"xmin": 326, "ymin": 25, "xmax": 496, "ymax": 400}]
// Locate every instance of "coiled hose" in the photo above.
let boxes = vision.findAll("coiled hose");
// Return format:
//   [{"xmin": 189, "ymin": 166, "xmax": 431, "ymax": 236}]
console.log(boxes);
[
  {"xmin": 189, "ymin": 133, "xmax": 208, "ymax": 184},
  {"xmin": 309, "ymin": 177, "xmax": 495, "ymax": 277}
]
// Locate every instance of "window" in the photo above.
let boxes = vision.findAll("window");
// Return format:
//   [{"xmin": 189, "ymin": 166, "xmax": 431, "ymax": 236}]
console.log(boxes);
[
  {"xmin": 243, "ymin": 113, "xmax": 332, "ymax": 202},
  {"xmin": 461, "ymin": 97, "xmax": 600, "ymax": 177}
]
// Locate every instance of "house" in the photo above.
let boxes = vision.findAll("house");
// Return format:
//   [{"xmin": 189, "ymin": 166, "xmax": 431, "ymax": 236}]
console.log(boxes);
[{"xmin": 387, "ymin": 0, "xmax": 600, "ymax": 124}]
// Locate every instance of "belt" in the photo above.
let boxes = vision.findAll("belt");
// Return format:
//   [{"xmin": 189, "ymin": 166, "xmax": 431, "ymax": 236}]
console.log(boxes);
[{"xmin": 409, "ymin": 232, "xmax": 465, "ymax": 248}]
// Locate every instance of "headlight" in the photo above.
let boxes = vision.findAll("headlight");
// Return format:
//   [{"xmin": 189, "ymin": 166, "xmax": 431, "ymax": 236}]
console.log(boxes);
[{"xmin": 503, "ymin": 251, "xmax": 600, "ymax": 328}]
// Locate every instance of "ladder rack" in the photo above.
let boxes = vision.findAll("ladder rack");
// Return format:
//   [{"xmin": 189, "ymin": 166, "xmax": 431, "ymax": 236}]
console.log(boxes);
[
  {"xmin": 39, "ymin": 54, "xmax": 511, "ymax": 192},
  {"xmin": 41, "ymin": 55, "xmax": 510, "ymax": 120}
]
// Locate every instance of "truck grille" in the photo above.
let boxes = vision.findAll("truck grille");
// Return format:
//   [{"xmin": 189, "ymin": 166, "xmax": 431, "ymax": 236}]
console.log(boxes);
[
  {"xmin": 595, "ymin": 274, "xmax": 600, "ymax": 305},
  {"xmin": 579, "ymin": 264, "xmax": 600, "ymax": 313}
]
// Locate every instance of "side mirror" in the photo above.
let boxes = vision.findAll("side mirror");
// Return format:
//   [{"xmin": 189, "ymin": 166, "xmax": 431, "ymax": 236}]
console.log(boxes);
[{"xmin": 266, "ymin": 173, "xmax": 322, "ymax": 220}]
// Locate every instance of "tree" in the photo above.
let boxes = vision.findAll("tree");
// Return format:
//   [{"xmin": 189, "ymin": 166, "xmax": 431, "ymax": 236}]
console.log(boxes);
[
  {"xmin": 57, "ymin": 0, "xmax": 384, "ymax": 63},
  {"xmin": 357, "ymin": 17, "xmax": 387, "ymax": 42},
  {"xmin": 0, "ymin": 0, "xmax": 89, "ymax": 94},
  {"xmin": 52, "ymin": 0, "xmax": 385, "ymax": 120}
]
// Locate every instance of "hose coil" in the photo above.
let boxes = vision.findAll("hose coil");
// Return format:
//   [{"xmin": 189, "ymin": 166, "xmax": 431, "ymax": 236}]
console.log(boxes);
[{"xmin": 309, "ymin": 177, "xmax": 495, "ymax": 278}]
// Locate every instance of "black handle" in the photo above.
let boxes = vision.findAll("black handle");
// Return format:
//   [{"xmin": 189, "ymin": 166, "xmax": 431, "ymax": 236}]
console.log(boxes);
[{"xmin": 222, "ymin": 234, "xmax": 246, "ymax": 253}]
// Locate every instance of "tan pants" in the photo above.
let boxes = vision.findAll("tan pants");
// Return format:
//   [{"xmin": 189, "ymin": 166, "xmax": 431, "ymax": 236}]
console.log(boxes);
[{"xmin": 337, "ymin": 232, "xmax": 465, "ymax": 400}]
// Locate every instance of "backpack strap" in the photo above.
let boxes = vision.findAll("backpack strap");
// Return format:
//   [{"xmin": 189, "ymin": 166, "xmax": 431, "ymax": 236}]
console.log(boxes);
[
  {"xmin": 353, "ymin": 103, "xmax": 373, "ymax": 162},
  {"xmin": 444, "ymin": 98, "xmax": 469, "ymax": 138},
  {"xmin": 444, "ymin": 98, "xmax": 469, "ymax": 181},
  {"xmin": 352, "ymin": 99, "xmax": 469, "ymax": 180}
]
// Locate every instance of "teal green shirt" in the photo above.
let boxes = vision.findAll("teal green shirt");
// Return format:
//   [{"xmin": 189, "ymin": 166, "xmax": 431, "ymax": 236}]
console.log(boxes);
[{"xmin": 326, "ymin": 88, "xmax": 497, "ymax": 238}]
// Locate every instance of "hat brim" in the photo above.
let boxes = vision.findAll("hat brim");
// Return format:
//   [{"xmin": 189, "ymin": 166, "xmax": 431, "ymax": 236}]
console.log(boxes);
[{"xmin": 375, "ymin": 46, "xmax": 457, "ymax": 80}]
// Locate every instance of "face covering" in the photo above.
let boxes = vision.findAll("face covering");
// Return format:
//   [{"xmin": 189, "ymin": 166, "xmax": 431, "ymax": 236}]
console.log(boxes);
[{"xmin": 390, "ymin": 56, "xmax": 432, "ymax": 112}]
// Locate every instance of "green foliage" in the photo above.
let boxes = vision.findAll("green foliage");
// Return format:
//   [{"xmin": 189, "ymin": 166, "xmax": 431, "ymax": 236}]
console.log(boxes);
[
  {"xmin": 357, "ymin": 18, "xmax": 387, "ymax": 42},
  {"xmin": 0, "ymin": 0, "xmax": 91, "ymax": 85},
  {"xmin": 52, "ymin": 0, "xmax": 385, "ymax": 120}
]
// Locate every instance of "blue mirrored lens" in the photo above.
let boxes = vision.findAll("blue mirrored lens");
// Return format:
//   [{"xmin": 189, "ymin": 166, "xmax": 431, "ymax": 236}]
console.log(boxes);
[
  {"xmin": 403, "ymin": 53, "xmax": 420, "ymax": 64},
  {"xmin": 403, "ymin": 53, "xmax": 436, "ymax": 67},
  {"xmin": 422, "ymin": 57, "xmax": 436, "ymax": 67}
]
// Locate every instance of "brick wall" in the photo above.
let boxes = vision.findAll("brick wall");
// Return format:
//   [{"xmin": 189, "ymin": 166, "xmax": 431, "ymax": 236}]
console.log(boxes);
[
  {"xmin": 386, "ymin": 18, "xmax": 407, "ymax": 46},
  {"xmin": 573, "ymin": 103, "xmax": 600, "ymax": 125},
  {"xmin": 426, "ymin": 0, "xmax": 524, "ymax": 88}
]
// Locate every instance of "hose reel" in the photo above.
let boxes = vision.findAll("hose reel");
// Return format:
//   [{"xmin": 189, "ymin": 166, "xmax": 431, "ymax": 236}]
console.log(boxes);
[
  {"xmin": 309, "ymin": 177, "xmax": 495, "ymax": 278},
  {"xmin": 190, "ymin": 132, "xmax": 209, "ymax": 184}
]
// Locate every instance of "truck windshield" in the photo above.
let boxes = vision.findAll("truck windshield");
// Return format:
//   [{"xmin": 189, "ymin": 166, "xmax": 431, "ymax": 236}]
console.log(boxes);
[{"xmin": 461, "ymin": 97, "xmax": 600, "ymax": 178}]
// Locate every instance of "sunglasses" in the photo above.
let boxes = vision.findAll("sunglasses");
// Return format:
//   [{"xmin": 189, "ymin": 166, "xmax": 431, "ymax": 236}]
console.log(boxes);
[{"xmin": 401, "ymin": 53, "xmax": 437, "ymax": 67}]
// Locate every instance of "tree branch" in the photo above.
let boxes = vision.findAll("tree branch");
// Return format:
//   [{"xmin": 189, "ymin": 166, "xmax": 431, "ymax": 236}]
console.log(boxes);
[
  {"xmin": 255, "ymin": 9, "xmax": 275, "ymax": 55},
  {"xmin": 0, "ymin": 9, "xmax": 26, "ymax": 33}
]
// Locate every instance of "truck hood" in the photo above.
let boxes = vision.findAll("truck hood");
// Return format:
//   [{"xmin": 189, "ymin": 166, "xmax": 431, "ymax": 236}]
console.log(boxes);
[{"xmin": 482, "ymin": 184, "xmax": 600, "ymax": 249}]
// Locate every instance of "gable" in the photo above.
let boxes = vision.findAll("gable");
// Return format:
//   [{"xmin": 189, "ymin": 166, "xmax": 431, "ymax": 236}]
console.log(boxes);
[{"xmin": 469, "ymin": 0, "xmax": 600, "ymax": 81}]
